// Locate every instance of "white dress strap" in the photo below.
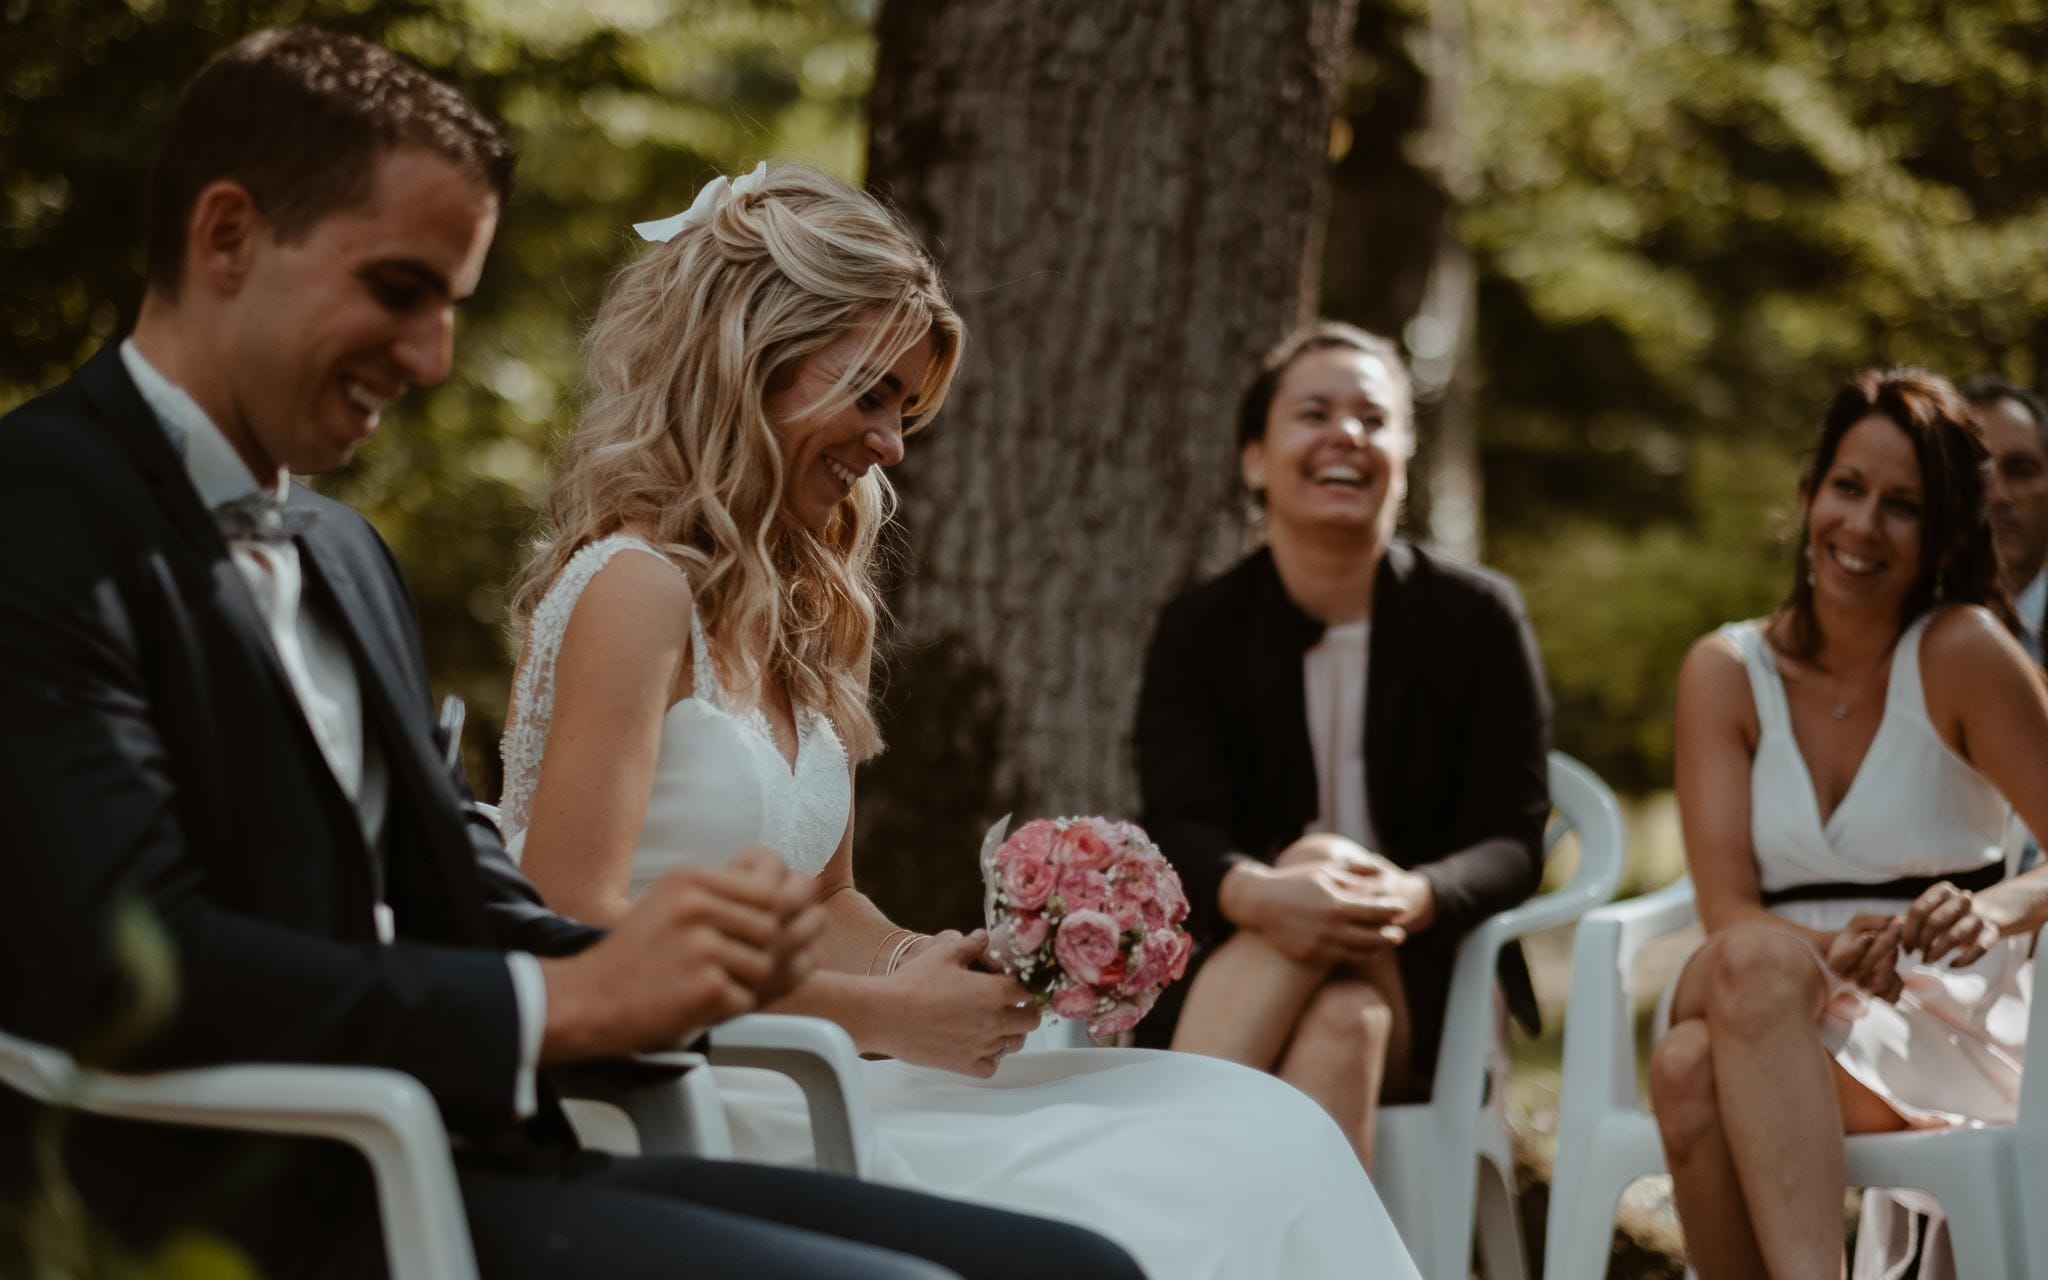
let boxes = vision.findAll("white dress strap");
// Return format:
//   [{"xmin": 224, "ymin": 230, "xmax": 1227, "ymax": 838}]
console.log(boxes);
[{"xmin": 498, "ymin": 533, "xmax": 683, "ymax": 845}]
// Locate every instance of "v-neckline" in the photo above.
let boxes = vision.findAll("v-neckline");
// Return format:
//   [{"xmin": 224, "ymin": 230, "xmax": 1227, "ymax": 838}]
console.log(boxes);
[
  {"xmin": 1763, "ymin": 635, "xmax": 1901, "ymax": 835},
  {"xmin": 745, "ymin": 700, "xmax": 804, "ymax": 778}
]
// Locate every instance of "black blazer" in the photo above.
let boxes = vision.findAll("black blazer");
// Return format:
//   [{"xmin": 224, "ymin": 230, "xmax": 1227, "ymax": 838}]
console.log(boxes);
[
  {"xmin": 0, "ymin": 345, "xmax": 601, "ymax": 1257},
  {"xmin": 1132, "ymin": 541, "xmax": 1551, "ymax": 1078}
]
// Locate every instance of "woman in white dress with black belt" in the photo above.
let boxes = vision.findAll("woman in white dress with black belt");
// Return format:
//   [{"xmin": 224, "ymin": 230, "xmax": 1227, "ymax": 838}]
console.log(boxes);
[
  {"xmin": 1655, "ymin": 368, "xmax": 2048, "ymax": 1279},
  {"xmin": 498, "ymin": 163, "xmax": 1419, "ymax": 1280}
]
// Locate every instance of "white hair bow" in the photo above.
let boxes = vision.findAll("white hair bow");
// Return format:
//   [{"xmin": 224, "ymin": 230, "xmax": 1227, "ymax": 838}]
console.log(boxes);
[{"xmin": 633, "ymin": 161, "xmax": 770, "ymax": 243}]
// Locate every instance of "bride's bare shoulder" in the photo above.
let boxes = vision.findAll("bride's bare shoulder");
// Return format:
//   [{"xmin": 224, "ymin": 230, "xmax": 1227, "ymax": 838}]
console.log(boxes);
[{"xmin": 555, "ymin": 540, "xmax": 696, "ymax": 689}]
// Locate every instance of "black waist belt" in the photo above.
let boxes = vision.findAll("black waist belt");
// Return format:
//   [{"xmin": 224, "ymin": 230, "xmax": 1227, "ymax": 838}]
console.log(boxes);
[{"xmin": 1760, "ymin": 860, "xmax": 2005, "ymax": 908}]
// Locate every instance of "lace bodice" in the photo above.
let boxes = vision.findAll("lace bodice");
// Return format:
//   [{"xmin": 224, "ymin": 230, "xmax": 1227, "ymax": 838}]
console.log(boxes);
[{"xmin": 499, "ymin": 534, "xmax": 851, "ymax": 887}]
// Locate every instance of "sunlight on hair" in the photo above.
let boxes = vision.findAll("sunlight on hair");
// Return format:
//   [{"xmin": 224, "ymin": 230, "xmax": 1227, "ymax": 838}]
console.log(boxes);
[{"xmin": 511, "ymin": 165, "xmax": 964, "ymax": 760}]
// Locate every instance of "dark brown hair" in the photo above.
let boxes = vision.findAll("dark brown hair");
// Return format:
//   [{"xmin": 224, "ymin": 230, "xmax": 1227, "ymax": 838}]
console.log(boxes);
[
  {"xmin": 144, "ymin": 26, "xmax": 515, "ymax": 296},
  {"xmin": 1235, "ymin": 320, "xmax": 1412, "ymax": 452},
  {"xmin": 1783, "ymin": 367, "xmax": 2015, "ymax": 659}
]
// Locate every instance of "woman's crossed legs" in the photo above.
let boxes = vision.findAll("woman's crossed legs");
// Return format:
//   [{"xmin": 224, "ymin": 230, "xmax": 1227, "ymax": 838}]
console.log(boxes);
[
  {"xmin": 1171, "ymin": 931, "xmax": 1413, "ymax": 1172},
  {"xmin": 1650, "ymin": 922, "xmax": 1907, "ymax": 1279}
]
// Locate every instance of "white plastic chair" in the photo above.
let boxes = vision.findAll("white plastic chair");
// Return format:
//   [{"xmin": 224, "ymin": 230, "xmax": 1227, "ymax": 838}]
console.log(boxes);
[
  {"xmin": 1372, "ymin": 751, "xmax": 1627, "ymax": 1280},
  {"xmin": 1543, "ymin": 876, "xmax": 2048, "ymax": 1278},
  {"xmin": 0, "ymin": 1025, "xmax": 798, "ymax": 1277},
  {"xmin": 700, "ymin": 1013, "xmax": 877, "ymax": 1176},
  {"xmin": 558, "ymin": 1015, "xmax": 873, "ymax": 1175},
  {"xmin": 0, "ymin": 1027, "xmax": 486, "ymax": 1280}
]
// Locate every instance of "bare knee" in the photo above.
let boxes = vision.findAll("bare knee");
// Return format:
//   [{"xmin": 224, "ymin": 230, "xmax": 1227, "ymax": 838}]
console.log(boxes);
[
  {"xmin": 1647, "ymin": 1019, "xmax": 1721, "ymax": 1158},
  {"xmin": 1701, "ymin": 926, "xmax": 1823, "ymax": 1041},
  {"xmin": 1296, "ymin": 980, "xmax": 1393, "ymax": 1059}
]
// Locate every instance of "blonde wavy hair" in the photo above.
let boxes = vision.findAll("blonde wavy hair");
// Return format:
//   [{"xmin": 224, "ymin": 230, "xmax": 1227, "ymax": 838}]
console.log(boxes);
[{"xmin": 511, "ymin": 164, "xmax": 964, "ymax": 761}]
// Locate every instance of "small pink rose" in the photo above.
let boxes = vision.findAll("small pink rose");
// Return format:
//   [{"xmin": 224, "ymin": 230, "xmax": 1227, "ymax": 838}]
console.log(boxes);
[
  {"xmin": 1169, "ymin": 930, "xmax": 1193, "ymax": 981},
  {"xmin": 987, "ymin": 915, "xmax": 1047, "ymax": 971},
  {"xmin": 1002, "ymin": 819, "xmax": 1059, "ymax": 862},
  {"xmin": 1154, "ymin": 867, "xmax": 1189, "ymax": 924},
  {"xmin": 1088, "ymin": 987, "xmax": 1159, "ymax": 1038},
  {"xmin": 1113, "ymin": 866, "xmax": 1158, "ymax": 900},
  {"xmin": 1056, "ymin": 868, "xmax": 1111, "ymax": 914},
  {"xmin": 1121, "ymin": 929, "xmax": 1184, "ymax": 994},
  {"xmin": 1000, "ymin": 852, "xmax": 1057, "ymax": 911},
  {"xmin": 1057, "ymin": 823, "xmax": 1114, "ymax": 871},
  {"xmin": 1108, "ymin": 875, "xmax": 1155, "ymax": 930},
  {"xmin": 1050, "ymin": 982, "xmax": 1098, "ymax": 1020},
  {"xmin": 1003, "ymin": 911, "xmax": 1050, "ymax": 957},
  {"xmin": 1053, "ymin": 909, "xmax": 1123, "ymax": 985}
]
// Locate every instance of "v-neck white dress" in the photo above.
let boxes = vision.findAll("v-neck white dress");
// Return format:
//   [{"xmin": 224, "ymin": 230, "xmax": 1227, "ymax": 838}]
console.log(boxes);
[
  {"xmin": 499, "ymin": 534, "xmax": 1420, "ymax": 1280},
  {"xmin": 1717, "ymin": 614, "xmax": 2029, "ymax": 1129},
  {"xmin": 1681, "ymin": 615, "xmax": 2035, "ymax": 1278}
]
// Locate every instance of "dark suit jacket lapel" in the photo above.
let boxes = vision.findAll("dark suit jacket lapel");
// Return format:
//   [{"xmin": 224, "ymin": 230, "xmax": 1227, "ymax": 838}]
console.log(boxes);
[
  {"xmin": 1365, "ymin": 540, "xmax": 1420, "ymax": 847},
  {"xmin": 1246, "ymin": 548, "xmax": 1322, "ymax": 846},
  {"xmin": 75, "ymin": 344, "xmax": 309, "ymax": 725},
  {"xmin": 296, "ymin": 523, "xmax": 494, "ymax": 942}
]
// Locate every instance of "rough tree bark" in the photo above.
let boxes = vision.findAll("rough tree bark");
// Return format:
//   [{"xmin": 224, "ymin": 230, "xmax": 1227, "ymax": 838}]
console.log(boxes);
[{"xmin": 859, "ymin": 0, "xmax": 1360, "ymax": 930}]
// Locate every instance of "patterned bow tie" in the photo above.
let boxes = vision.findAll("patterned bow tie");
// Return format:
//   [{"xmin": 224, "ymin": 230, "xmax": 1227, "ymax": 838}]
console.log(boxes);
[{"xmin": 212, "ymin": 491, "xmax": 319, "ymax": 544}]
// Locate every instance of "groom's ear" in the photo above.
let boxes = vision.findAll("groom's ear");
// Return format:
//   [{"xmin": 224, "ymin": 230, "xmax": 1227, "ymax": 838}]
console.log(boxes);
[{"xmin": 182, "ymin": 181, "xmax": 264, "ymax": 297}]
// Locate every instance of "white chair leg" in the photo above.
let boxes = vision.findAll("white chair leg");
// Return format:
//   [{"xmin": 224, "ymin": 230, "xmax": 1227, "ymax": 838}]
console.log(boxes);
[
  {"xmin": 1919, "ymin": 1186, "xmax": 2020, "ymax": 1280},
  {"xmin": 1541, "ymin": 1141, "xmax": 1631, "ymax": 1280},
  {"xmin": 1473, "ymin": 1150, "xmax": 1528, "ymax": 1280},
  {"xmin": 1424, "ymin": 1140, "xmax": 1480, "ymax": 1280}
]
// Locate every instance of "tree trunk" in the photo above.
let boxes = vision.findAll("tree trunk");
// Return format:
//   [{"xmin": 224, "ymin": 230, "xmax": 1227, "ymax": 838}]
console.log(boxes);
[{"xmin": 861, "ymin": 0, "xmax": 1359, "ymax": 930}]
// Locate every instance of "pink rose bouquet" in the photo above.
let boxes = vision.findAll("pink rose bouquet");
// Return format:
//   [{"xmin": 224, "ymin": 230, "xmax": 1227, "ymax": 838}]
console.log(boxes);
[{"xmin": 981, "ymin": 815, "xmax": 1193, "ymax": 1039}]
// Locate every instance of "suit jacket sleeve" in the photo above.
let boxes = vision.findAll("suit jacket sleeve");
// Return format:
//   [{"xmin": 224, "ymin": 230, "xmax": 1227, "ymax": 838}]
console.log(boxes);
[
  {"xmin": 1, "ymin": 444, "xmax": 522, "ymax": 1126},
  {"xmin": 362, "ymin": 532, "xmax": 604, "ymax": 961},
  {"xmin": 1410, "ymin": 578, "xmax": 1551, "ymax": 936},
  {"xmin": 1135, "ymin": 596, "xmax": 1251, "ymax": 942}
]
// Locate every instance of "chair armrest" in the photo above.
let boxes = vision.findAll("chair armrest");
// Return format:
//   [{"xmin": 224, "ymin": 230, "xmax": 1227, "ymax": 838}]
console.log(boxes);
[
  {"xmin": 1595, "ymin": 875, "xmax": 1701, "ymax": 963},
  {"xmin": 1555, "ymin": 878, "xmax": 1700, "ymax": 1118},
  {"xmin": 1424, "ymin": 871, "xmax": 1620, "ymax": 1121},
  {"xmin": 1424, "ymin": 759, "xmax": 1629, "ymax": 1114},
  {"xmin": 550, "ymin": 1050, "xmax": 733, "ymax": 1159},
  {"xmin": 0, "ymin": 1031, "xmax": 476, "ymax": 1280},
  {"xmin": 702, "ymin": 1014, "xmax": 873, "ymax": 1177}
]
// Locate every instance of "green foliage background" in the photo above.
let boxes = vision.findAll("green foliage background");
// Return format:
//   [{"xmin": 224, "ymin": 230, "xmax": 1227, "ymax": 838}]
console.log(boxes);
[{"xmin": 5, "ymin": 0, "xmax": 2045, "ymax": 799}]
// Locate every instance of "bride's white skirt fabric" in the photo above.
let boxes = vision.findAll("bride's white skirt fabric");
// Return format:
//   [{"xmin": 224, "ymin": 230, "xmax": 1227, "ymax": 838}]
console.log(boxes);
[{"xmin": 713, "ymin": 1047, "xmax": 1419, "ymax": 1280}]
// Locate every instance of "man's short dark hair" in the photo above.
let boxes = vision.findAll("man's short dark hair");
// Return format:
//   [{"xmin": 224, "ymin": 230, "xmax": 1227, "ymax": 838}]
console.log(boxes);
[
  {"xmin": 1959, "ymin": 375, "xmax": 2048, "ymax": 454},
  {"xmin": 144, "ymin": 26, "xmax": 515, "ymax": 296}
]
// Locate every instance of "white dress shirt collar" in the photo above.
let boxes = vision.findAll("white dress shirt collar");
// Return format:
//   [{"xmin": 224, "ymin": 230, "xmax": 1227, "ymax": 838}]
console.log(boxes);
[
  {"xmin": 120, "ymin": 338, "xmax": 289, "ymax": 509},
  {"xmin": 2016, "ymin": 570, "xmax": 2046, "ymax": 664}
]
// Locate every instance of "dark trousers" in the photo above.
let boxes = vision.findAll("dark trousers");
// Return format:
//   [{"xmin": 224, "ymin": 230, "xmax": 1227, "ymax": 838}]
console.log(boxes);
[{"xmin": 350, "ymin": 1151, "xmax": 1147, "ymax": 1280}]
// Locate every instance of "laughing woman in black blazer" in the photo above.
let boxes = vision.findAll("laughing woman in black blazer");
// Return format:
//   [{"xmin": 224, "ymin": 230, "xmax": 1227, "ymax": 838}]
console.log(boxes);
[{"xmin": 1133, "ymin": 322, "xmax": 1552, "ymax": 1171}]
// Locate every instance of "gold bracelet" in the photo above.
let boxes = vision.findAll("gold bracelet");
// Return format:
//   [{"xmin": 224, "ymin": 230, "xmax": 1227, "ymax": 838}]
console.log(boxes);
[
  {"xmin": 885, "ymin": 932, "xmax": 928, "ymax": 977},
  {"xmin": 867, "ymin": 928, "xmax": 913, "ymax": 976}
]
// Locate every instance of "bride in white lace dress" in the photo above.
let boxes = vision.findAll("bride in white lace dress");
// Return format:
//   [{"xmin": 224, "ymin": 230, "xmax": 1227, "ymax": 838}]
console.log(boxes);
[{"xmin": 496, "ymin": 164, "xmax": 1419, "ymax": 1280}]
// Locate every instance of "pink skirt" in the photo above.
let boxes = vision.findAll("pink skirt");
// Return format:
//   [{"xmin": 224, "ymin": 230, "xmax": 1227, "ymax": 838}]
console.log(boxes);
[{"xmin": 1769, "ymin": 896, "xmax": 2030, "ymax": 1129}]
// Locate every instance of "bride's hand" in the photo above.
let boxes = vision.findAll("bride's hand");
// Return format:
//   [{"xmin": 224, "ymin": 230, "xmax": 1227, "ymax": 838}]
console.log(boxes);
[{"xmin": 881, "ymin": 929, "xmax": 1041, "ymax": 1077}]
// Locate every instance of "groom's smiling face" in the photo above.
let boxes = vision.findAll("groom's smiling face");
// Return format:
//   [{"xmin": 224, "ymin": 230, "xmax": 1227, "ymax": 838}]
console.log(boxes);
[{"xmin": 212, "ymin": 146, "xmax": 499, "ymax": 480}]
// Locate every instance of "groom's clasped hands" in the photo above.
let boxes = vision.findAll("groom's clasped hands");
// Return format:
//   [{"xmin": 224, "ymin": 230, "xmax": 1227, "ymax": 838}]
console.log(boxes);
[{"xmin": 538, "ymin": 846, "xmax": 824, "ymax": 1062}]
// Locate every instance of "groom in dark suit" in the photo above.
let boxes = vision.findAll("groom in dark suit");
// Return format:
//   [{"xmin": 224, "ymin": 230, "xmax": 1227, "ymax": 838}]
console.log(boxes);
[{"xmin": 0, "ymin": 27, "xmax": 1140, "ymax": 1280}]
